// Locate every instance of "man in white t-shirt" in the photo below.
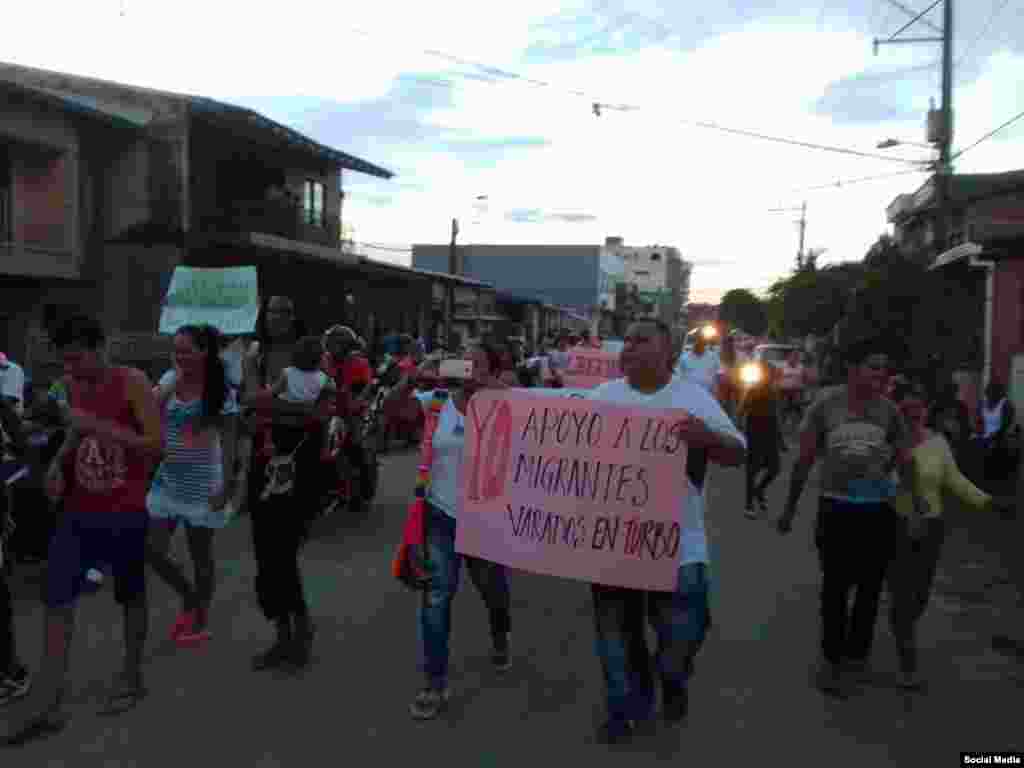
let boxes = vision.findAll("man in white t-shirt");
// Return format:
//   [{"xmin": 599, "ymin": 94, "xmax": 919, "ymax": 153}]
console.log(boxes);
[
  {"xmin": 588, "ymin": 319, "xmax": 746, "ymax": 745},
  {"xmin": 677, "ymin": 335, "xmax": 720, "ymax": 392}
]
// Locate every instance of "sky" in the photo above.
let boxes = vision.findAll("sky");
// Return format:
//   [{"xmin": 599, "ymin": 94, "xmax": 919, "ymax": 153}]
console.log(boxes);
[{"xmin": 6, "ymin": 0, "xmax": 1023, "ymax": 303}]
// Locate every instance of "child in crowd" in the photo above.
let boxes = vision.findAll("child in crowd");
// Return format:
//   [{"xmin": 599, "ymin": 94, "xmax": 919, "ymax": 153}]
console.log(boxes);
[{"xmin": 259, "ymin": 336, "xmax": 335, "ymax": 465}]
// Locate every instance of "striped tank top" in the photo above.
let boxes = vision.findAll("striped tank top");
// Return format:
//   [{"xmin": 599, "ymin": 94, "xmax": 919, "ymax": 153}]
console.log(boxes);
[{"xmin": 146, "ymin": 395, "xmax": 226, "ymax": 528}]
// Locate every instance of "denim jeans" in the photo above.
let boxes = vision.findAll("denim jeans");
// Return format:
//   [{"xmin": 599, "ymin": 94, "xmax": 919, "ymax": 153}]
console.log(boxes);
[
  {"xmin": 592, "ymin": 562, "xmax": 711, "ymax": 722},
  {"xmin": 419, "ymin": 506, "xmax": 511, "ymax": 689}
]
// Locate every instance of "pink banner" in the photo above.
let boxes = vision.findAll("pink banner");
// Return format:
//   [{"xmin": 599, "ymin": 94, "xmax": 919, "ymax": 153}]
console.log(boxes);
[
  {"xmin": 562, "ymin": 348, "xmax": 622, "ymax": 389},
  {"xmin": 455, "ymin": 390, "xmax": 690, "ymax": 591}
]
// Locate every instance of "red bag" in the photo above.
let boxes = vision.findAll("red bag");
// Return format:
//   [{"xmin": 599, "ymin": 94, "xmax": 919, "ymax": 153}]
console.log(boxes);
[{"xmin": 391, "ymin": 396, "xmax": 446, "ymax": 589}]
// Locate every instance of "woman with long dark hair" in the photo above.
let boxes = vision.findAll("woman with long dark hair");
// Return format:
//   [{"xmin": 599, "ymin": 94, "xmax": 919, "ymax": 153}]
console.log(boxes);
[
  {"xmin": 240, "ymin": 295, "xmax": 322, "ymax": 673},
  {"xmin": 147, "ymin": 324, "xmax": 232, "ymax": 648}
]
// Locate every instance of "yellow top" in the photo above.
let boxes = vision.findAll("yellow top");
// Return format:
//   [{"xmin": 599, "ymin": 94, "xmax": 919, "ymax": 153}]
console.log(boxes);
[{"xmin": 891, "ymin": 433, "xmax": 991, "ymax": 519}]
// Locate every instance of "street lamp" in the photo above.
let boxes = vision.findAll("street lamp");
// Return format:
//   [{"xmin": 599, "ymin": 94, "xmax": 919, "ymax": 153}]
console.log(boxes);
[{"xmin": 877, "ymin": 138, "xmax": 936, "ymax": 150}]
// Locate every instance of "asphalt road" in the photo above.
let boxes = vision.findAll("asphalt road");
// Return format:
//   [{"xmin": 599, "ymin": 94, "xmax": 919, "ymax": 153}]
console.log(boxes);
[{"xmin": 3, "ymin": 447, "xmax": 1022, "ymax": 766}]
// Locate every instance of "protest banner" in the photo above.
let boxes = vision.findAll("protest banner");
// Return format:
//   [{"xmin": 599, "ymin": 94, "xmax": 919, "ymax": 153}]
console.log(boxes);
[
  {"xmin": 455, "ymin": 389, "xmax": 689, "ymax": 592},
  {"xmin": 511, "ymin": 387, "xmax": 590, "ymax": 399},
  {"xmin": 159, "ymin": 267, "xmax": 259, "ymax": 335},
  {"xmin": 562, "ymin": 348, "xmax": 621, "ymax": 389}
]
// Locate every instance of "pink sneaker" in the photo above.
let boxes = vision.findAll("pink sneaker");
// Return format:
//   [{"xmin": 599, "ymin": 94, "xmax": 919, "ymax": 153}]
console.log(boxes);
[
  {"xmin": 170, "ymin": 610, "xmax": 196, "ymax": 642},
  {"xmin": 176, "ymin": 628, "xmax": 212, "ymax": 649}
]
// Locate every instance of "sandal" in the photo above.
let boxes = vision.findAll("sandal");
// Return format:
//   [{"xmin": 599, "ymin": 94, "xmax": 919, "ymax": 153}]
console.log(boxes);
[
  {"xmin": 4, "ymin": 700, "xmax": 69, "ymax": 748},
  {"xmin": 98, "ymin": 681, "xmax": 148, "ymax": 717}
]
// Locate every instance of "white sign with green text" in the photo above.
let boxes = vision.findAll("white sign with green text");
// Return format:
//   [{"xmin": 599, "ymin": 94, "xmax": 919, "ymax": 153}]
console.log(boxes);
[{"xmin": 159, "ymin": 267, "xmax": 260, "ymax": 335}]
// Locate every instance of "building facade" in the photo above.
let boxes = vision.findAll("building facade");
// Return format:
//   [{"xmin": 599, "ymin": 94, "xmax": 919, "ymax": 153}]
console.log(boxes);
[
  {"xmin": 1, "ymin": 61, "xmax": 392, "ymax": 384},
  {"xmin": 411, "ymin": 243, "xmax": 605, "ymax": 343},
  {"xmin": 603, "ymin": 237, "xmax": 691, "ymax": 330},
  {"xmin": 891, "ymin": 171, "xmax": 1024, "ymax": 412}
]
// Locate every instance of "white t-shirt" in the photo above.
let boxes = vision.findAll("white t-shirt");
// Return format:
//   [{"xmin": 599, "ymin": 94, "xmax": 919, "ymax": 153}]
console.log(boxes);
[
  {"xmin": 415, "ymin": 390, "xmax": 463, "ymax": 518},
  {"xmin": 279, "ymin": 367, "xmax": 329, "ymax": 404},
  {"xmin": 0, "ymin": 361, "xmax": 26, "ymax": 415},
  {"xmin": 677, "ymin": 350, "xmax": 720, "ymax": 392},
  {"xmin": 590, "ymin": 375, "xmax": 746, "ymax": 567}
]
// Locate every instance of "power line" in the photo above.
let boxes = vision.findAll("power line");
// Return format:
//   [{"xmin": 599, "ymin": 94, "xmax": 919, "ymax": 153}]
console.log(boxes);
[
  {"xmin": 953, "ymin": 107, "xmax": 1024, "ymax": 159},
  {"xmin": 346, "ymin": 25, "xmax": 926, "ymax": 166},
  {"xmin": 955, "ymin": 0, "xmax": 1012, "ymax": 78},
  {"xmin": 787, "ymin": 168, "xmax": 928, "ymax": 193}
]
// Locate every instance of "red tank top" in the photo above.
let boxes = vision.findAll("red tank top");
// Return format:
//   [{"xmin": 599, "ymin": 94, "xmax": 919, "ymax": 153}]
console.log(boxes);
[{"xmin": 64, "ymin": 367, "xmax": 151, "ymax": 514}]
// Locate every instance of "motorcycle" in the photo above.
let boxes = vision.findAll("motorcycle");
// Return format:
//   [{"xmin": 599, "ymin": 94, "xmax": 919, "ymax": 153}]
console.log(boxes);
[
  {"xmin": 320, "ymin": 382, "xmax": 382, "ymax": 519},
  {"xmin": 374, "ymin": 357, "xmax": 425, "ymax": 452}
]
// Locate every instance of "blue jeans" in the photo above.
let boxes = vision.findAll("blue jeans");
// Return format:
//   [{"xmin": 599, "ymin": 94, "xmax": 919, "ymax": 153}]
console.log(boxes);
[
  {"xmin": 419, "ymin": 506, "xmax": 511, "ymax": 689},
  {"xmin": 592, "ymin": 563, "xmax": 710, "ymax": 722}
]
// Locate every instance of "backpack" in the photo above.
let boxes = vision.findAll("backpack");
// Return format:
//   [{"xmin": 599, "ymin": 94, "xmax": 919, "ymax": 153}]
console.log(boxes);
[{"xmin": 260, "ymin": 435, "xmax": 309, "ymax": 501}]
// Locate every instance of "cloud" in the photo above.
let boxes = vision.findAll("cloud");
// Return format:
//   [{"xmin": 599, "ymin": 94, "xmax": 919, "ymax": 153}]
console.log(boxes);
[
  {"xmin": 504, "ymin": 208, "xmax": 599, "ymax": 224},
  {"xmin": 12, "ymin": 0, "xmax": 1024, "ymax": 306}
]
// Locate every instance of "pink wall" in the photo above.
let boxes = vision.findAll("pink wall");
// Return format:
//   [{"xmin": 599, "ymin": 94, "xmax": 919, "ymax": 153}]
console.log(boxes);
[{"xmin": 991, "ymin": 256, "xmax": 1024, "ymax": 388}]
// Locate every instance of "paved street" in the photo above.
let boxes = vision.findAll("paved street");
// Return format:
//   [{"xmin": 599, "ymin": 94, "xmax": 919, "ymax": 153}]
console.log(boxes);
[{"xmin": 3, "ymin": 447, "xmax": 1022, "ymax": 766}]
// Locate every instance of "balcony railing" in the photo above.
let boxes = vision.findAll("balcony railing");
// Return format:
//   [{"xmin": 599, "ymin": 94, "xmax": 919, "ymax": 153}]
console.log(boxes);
[{"xmin": 193, "ymin": 198, "xmax": 337, "ymax": 246}]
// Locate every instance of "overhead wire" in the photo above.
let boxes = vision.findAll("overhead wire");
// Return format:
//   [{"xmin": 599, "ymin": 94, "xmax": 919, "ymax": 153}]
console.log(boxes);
[
  {"xmin": 346, "ymin": 25, "xmax": 927, "ymax": 167},
  {"xmin": 952, "ymin": 107, "xmax": 1024, "ymax": 159},
  {"xmin": 788, "ymin": 168, "xmax": 929, "ymax": 193},
  {"xmin": 955, "ymin": 0, "xmax": 1013, "ymax": 80}
]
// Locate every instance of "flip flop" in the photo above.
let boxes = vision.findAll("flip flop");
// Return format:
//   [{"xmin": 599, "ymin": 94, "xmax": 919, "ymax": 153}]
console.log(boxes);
[
  {"xmin": 4, "ymin": 710, "xmax": 68, "ymax": 747},
  {"xmin": 98, "ymin": 683, "xmax": 148, "ymax": 717}
]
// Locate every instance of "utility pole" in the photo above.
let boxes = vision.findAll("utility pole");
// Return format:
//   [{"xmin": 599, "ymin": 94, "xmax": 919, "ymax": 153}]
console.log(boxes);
[
  {"xmin": 447, "ymin": 217, "xmax": 458, "ymax": 351},
  {"xmin": 768, "ymin": 202, "xmax": 808, "ymax": 270},
  {"xmin": 874, "ymin": 0, "xmax": 953, "ymax": 250},
  {"xmin": 797, "ymin": 201, "xmax": 807, "ymax": 270}
]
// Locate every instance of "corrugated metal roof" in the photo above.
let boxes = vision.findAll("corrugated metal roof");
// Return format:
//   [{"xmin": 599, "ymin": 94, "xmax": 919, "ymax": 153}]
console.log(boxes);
[
  {"xmin": 1, "ymin": 61, "xmax": 393, "ymax": 181},
  {"xmin": 358, "ymin": 257, "xmax": 494, "ymax": 288},
  {"xmin": 0, "ymin": 80, "xmax": 148, "ymax": 131},
  {"xmin": 189, "ymin": 96, "xmax": 393, "ymax": 180}
]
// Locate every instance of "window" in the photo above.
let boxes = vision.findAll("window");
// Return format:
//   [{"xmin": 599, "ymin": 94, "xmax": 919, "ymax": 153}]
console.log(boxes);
[
  {"xmin": 303, "ymin": 179, "xmax": 325, "ymax": 227},
  {"xmin": 650, "ymin": 253, "xmax": 661, "ymax": 261}
]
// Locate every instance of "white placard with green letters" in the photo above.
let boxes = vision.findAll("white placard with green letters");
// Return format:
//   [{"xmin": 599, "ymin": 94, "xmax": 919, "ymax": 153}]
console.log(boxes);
[{"xmin": 159, "ymin": 267, "xmax": 259, "ymax": 335}]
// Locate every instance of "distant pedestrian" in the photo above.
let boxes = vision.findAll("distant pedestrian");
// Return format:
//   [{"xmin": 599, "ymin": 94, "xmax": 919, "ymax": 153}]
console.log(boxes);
[{"xmin": 739, "ymin": 362, "xmax": 784, "ymax": 519}]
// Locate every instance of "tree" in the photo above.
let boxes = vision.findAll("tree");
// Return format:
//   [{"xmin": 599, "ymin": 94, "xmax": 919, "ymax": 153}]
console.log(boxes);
[{"xmin": 719, "ymin": 289, "xmax": 767, "ymax": 336}]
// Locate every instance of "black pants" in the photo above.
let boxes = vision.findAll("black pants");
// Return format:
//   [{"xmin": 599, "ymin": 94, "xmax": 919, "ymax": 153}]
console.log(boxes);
[
  {"xmin": 817, "ymin": 498, "xmax": 901, "ymax": 665},
  {"xmin": 745, "ymin": 439, "xmax": 780, "ymax": 509},
  {"xmin": 250, "ymin": 426, "xmax": 320, "ymax": 623},
  {"xmin": 0, "ymin": 564, "xmax": 14, "ymax": 672},
  {"xmin": 887, "ymin": 518, "xmax": 946, "ymax": 646}
]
